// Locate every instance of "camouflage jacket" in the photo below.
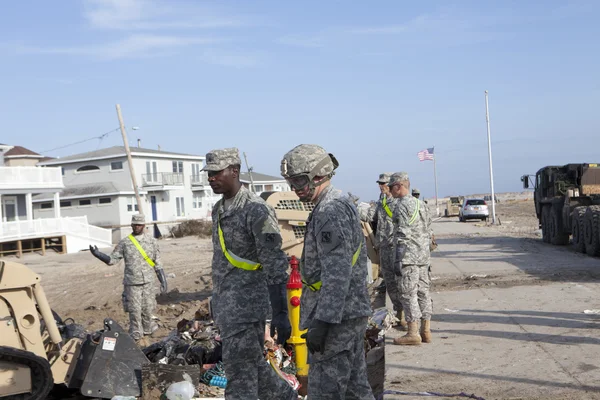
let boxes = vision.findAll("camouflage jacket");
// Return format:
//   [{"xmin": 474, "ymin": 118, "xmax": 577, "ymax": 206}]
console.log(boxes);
[
  {"xmin": 299, "ymin": 185, "xmax": 372, "ymax": 330},
  {"xmin": 365, "ymin": 193, "xmax": 397, "ymax": 249},
  {"xmin": 108, "ymin": 232, "xmax": 162, "ymax": 285},
  {"xmin": 393, "ymin": 195, "xmax": 431, "ymax": 266},
  {"xmin": 210, "ymin": 186, "xmax": 289, "ymax": 326}
]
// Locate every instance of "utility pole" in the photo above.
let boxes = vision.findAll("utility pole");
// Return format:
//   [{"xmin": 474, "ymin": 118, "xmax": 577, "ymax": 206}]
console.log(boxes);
[
  {"xmin": 116, "ymin": 104, "xmax": 144, "ymax": 214},
  {"xmin": 484, "ymin": 91, "xmax": 497, "ymax": 224},
  {"xmin": 243, "ymin": 152, "xmax": 256, "ymax": 192}
]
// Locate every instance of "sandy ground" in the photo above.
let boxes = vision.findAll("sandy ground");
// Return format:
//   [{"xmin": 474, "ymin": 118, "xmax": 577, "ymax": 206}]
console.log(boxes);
[{"xmin": 6, "ymin": 196, "xmax": 600, "ymax": 399}]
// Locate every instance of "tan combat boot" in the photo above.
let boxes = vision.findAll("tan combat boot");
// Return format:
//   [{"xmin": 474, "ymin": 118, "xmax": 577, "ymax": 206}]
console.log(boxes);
[
  {"xmin": 420, "ymin": 319, "xmax": 432, "ymax": 343},
  {"xmin": 392, "ymin": 321, "xmax": 421, "ymax": 345},
  {"xmin": 396, "ymin": 309, "xmax": 408, "ymax": 331}
]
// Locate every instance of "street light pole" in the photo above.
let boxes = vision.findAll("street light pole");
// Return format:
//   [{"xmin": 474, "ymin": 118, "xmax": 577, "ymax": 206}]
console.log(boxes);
[{"xmin": 484, "ymin": 90, "xmax": 497, "ymax": 224}]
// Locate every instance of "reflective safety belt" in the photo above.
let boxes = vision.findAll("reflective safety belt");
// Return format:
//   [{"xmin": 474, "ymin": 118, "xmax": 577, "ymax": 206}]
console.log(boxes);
[
  {"xmin": 408, "ymin": 198, "xmax": 420, "ymax": 225},
  {"xmin": 128, "ymin": 234, "xmax": 155, "ymax": 267},
  {"xmin": 382, "ymin": 197, "xmax": 393, "ymax": 218},
  {"xmin": 218, "ymin": 214, "xmax": 262, "ymax": 271},
  {"xmin": 302, "ymin": 244, "xmax": 361, "ymax": 292}
]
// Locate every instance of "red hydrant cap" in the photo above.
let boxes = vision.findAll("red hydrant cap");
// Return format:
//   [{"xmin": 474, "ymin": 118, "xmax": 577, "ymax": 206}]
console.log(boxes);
[
  {"xmin": 287, "ymin": 255, "xmax": 303, "ymax": 289},
  {"xmin": 290, "ymin": 296, "xmax": 300, "ymax": 307}
]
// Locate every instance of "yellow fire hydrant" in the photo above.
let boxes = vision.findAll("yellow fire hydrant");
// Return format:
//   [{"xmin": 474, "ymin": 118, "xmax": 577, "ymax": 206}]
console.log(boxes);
[{"xmin": 286, "ymin": 255, "xmax": 308, "ymax": 395}]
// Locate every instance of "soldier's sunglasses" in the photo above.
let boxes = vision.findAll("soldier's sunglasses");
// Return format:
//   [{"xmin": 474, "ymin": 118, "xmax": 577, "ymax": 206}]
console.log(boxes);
[{"xmin": 286, "ymin": 174, "xmax": 311, "ymax": 190}]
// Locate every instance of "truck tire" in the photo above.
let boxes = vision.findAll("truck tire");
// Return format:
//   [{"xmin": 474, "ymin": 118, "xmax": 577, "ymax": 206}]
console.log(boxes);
[
  {"xmin": 583, "ymin": 206, "xmax": 600, "ymax": 257},
  {"xmin": 551, "ymin": 204, "xmax": 569, "ymax": 245},
  {"xmin": 541, "ymin": 205, "xmax": 551, "ymax": 243},
  {"xmin": 572, "ymin": 206, "xmax": 587, "ymax": 253}
]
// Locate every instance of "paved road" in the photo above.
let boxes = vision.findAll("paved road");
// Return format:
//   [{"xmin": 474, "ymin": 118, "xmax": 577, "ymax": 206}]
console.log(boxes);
[{"xmin": 383, "ymin": 219, "xmax": 600, "ymax": 400}]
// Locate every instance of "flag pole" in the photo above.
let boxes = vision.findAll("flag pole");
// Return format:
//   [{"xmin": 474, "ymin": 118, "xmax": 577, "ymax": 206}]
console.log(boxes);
[
  {"xmin": 433, "ymin": 145, "xmax": 439, "ymax": 216},
  {"xmin": 485, "ymin": 91, "xmax": 497, "ymax": 224}
]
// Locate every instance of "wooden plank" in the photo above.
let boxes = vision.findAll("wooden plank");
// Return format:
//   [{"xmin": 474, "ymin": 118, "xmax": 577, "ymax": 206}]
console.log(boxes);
[
  {"xmin": 41, "ymin": 237, "xmax": 46, "ymax": 256},
  {"xmin": 61, "ymin": 235, "xmax": 66, "ymax": 254},
  {"xmin": 16, "ymin": 240, "xmax": 22, "ymax": 258}
]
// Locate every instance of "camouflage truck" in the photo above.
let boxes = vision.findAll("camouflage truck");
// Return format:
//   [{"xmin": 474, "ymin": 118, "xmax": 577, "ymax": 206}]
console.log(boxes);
[
  {"xmin": 521, "ymin": 163, "xmax": 600, "ymax": 256},
  {"xmin": 444, "ymin": 196, "xmax": 464, "ymax": 217}
]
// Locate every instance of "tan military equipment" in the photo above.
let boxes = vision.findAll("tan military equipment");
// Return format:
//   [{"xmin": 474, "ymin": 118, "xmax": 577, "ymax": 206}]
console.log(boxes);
[
  {"xmin": 444, "ymin": 196, "xmax": 464, "ymax": 217},
  {"xmin": 261, "ymin": 191, "xmax": 380, "ymax": 280},
  {"xmin": 0, "ymin": 260, "xmax": 148, "ymax": 399}
]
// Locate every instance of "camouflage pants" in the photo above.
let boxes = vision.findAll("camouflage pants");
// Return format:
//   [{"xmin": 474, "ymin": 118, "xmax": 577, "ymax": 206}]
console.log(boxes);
[
  {"xmin": 307, "ymin": 316, "xmax": 375, "ymax": 400},
  {"xmin": 399, "ymin": 264, "xmax": 433, "ymax": 322},
  {"xmin": 379, "ymin": 245, "xmax": 403, "ymax": 313},
  {"xmin": 123, "ymin": 283, "xmax": 156, "ymax": 340},
  {"xmin": 219, "ymin": 322, "xmax": 297, "ymax": 400}
]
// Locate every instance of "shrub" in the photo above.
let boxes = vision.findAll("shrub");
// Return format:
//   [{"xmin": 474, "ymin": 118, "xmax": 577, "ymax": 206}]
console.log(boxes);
[{"xmin": 168, "ymin": 219, "xmax": 212, "ymax": 239}]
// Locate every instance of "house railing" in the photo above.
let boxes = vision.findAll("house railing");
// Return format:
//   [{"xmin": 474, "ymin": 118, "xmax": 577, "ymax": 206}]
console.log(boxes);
[
  {"xmin": 141, "ymin": 173, "xmax": 184, "ymax": 186},
  {"xmin": 0, "ymin": 216, "xmax": 111, "ymax": 244},
  {"xmin": 0, "ymin": 166, "xmax": 64, "ymax": 190},
  {"xmin": 190, "ymin": 174, "xmax": 209, "ymax": 186}
]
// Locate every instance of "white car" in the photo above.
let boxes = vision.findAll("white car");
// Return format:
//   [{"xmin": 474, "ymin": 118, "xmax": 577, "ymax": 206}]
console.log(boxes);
[{"xmin": 459, "ymin": 198, "xmax": 489, "ymax": 222}]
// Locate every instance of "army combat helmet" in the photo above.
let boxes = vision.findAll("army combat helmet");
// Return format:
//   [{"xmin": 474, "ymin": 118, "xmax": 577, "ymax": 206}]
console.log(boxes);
[{"xmin": 280, "ymin": 144, "xmax": 339, "ymax": 201}]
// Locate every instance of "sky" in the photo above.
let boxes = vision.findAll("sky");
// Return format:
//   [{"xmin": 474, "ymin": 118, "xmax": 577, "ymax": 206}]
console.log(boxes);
[{"xmin": 1, "ymin": 0, "xmax": 599, "ymax": 202}]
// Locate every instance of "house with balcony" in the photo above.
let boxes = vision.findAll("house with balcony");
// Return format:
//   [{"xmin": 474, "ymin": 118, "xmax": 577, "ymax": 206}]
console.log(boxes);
[
  {"xmin": 240, "ymin": 172, "xmax": 291, "ymax": 195},
  {"xmin": 0, "ymin": 145, "xmax": 112, "ymax": 256}
]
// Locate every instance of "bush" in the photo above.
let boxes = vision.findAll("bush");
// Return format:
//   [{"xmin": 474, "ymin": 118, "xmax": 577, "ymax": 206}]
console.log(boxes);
[{"xmin": 168, "ymin": 219, "xmax": 212, "ymax": 239}]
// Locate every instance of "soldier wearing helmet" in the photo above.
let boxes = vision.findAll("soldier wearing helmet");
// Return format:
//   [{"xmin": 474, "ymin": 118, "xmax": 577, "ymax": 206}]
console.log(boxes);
[
  {"xmin": 281, "ymin": 144, "xmax": 375, "ymax": 399},
  {"xmin": 412, "ymin": 188, "xmax": 421, "ymax": 199}
]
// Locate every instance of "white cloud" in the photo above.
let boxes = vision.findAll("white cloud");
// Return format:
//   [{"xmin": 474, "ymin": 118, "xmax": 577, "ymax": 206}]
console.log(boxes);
[{"xmin": 18, "ymin": 34, "xmax": 224, "ymax": 61}]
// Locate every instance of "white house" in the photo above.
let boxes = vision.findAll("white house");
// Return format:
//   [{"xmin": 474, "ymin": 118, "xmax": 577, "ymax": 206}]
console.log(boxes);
[
  {"xmin": 35, "ymin": 146, "xmax": 291, "ymax": 243},
  {"xmin": 240, "ymin": 172, "xmax": 291, "ymax": 194},
  {"xmin": 0, "ymin": 144, "xmax": 112, "ymax": 255}
]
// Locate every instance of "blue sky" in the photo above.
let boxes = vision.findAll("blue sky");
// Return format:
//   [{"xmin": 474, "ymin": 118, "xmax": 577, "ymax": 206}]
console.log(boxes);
[{"xmin": 1, "ymin": 0, "xmax": 599, "ymax": 202}]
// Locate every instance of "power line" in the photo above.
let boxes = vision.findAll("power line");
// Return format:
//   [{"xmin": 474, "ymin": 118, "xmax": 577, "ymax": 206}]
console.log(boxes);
[{"xmin": 40, "ymin": 127, "xmax": 120, "ymax": 154}]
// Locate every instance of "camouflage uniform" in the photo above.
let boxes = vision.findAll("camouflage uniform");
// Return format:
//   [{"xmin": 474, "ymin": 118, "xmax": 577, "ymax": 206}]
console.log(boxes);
[
  {"xmin": 363, "ymin": 174, "xmax": 403, "ymax": 314},
  {"xmin": 389, "ymin": 173, "xmax": 432, "ymax": 323},
  {"xmin": 106, "ymin": 215, "xmax": 162, "ymax": 340},
  {"xmin": 206, "ymin": 148, "xmax": 297, "ymax": 400},
  {"xmin": 281, "ymin": 144, "xmax": 374, "ymax": 400}
]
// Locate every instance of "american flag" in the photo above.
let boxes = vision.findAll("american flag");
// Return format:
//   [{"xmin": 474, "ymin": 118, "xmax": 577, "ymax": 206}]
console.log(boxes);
[{"xmin": 417, "ymin": 147, "xmax": 434, "ymax": 161}]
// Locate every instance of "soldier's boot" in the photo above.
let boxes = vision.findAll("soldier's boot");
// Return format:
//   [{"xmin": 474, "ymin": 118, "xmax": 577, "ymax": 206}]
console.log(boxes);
[
  {"xmin": 420, "ymin": 319, "xmax": 432, "ymax": 343},
  {"xmin": 396, "ymin": 309, "xmax": 408, "ymax": 331},
  {"xmin": 392, "ymin": 321, "xmax": 421, "ymax": 345},
  {"xmin": 144, "ymin": 321, "xmax": 159, "ymax": 336}
]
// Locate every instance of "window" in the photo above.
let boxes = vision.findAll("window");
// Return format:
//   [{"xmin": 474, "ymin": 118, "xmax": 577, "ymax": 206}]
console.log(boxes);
[
  {"xmin": 191, "ymin": 163, "xmax": 201, "ymax": 178},
  {"xmin": 99, "ymin": 197, "xmax": 112, "ymax": 204},
  {"xmin": 176, "ymin": 197, "xmax": 185, "ymax": 216},
  {"xmin": 253, "ymin": 184, "xmax": 264, "ymax": 192},
  {"xmin": 79, "ymin": 199, "xmax": 91, "ymax": 206},
  {"xmin": 111, "ymin": 161, "xmax": 123, "ymax": 170},
  {"xmin": 193, "ymin": 193, "xmax": 203, "ymax": 209},
  {"xmin": 61, "ymin": 167, "xmax": 65, "ymax": 176},
  {"xmin": 466, "ymin": 199, "xmax": 486, "ymax": 206},
  {"xmin": 127, "ymin": 197, "xmax": 139, "ymax": 212},
  {"xmin": 76, "ymin": 165, "xmax": 100, "ymax": 172},
  {"xmin": 146, "ymin": 161, "xmax": 158, "ymax": 183},
  {"xmin": 40, "ymin": 202, "xmax": 53, "ymax": 209},
  {"xmin": 265, "ymin": 184, "xmax": 273, "ymax": 191},
  {"xmin": 172, "ymin": 161, "xmax": 183, "ymax": 173},
  {"xmin": 60, "ymin": 201, "xmax": 72, "ymax": 208}
]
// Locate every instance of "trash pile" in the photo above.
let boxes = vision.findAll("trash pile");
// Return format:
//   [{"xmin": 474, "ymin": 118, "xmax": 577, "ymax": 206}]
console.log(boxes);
[{"xmin": 365, "ymin": 307, "xmax": 396, "ymax": 352}]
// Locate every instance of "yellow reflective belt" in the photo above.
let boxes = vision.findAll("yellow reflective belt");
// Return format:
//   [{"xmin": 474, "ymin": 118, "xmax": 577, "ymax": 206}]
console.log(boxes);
[
  {"xmin": 128, "ymin": 234, "xmax": 155, "ymax": 267},
  {"xmin": 382, "ymin": 197, "xmax": 393, "ymax": 218},
  {"xmin": 302, "ymin": 244, "xmax": 362, "ymax": 292},
  {"xmin": 408, "ymin": 198, "xmax": 420, "ymax": 225},
  {"xmin": 218, "ymin": 215, "xmax": 262, "ymax": 271}
]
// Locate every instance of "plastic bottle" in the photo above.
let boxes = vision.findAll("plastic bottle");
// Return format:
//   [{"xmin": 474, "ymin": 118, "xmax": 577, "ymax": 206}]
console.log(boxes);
[
  {"xmin": 209, "ymin": 375, "xmax": 227, "ymax": 388},
  {"xmin": 165, "ymin": 380, "xmax": 196, "ymax": 400}
]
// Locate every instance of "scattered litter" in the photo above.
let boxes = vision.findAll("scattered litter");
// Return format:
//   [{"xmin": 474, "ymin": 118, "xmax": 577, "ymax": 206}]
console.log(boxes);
[
  {"xmin": 111, "ymin": 396, "xmax": 136, "ymax": 400},
  {"xmin": 466, "ymin": 274, "xmax": 488, "ymax": 280},
  {"xmin": 444, "ymin": 308, "xmax": 460, "ymax": 313},
  {"xmin": 165, "ymin": 379, "xmax": 195, "ymax": 400},
  {"xmin": 378, "ymin": 389, "xmax": 485, "ymax": 399},
  {"xmin": 583, "ymin": 309, "xmax": 600, "ymax": 314},
  {"xmin": 168, "ymin": 273, "xmax": 177, "ymax": 278}
]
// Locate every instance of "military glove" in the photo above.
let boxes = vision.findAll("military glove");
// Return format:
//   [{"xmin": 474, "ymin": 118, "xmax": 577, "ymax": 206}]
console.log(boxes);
[
  {"xmin": 89, "ymin": 245, "xmax": 111, "ymax": 265},
  {"xmin": 268, "ymin": 283, "xmax": 291, "ymax": 345},
  {"xmin": 155, "ymin": 268, "xmax": 168, "ymax": 294},
  {"xmin": 301, "ymin": 319, "xmax": 330, "ymax": 354}
]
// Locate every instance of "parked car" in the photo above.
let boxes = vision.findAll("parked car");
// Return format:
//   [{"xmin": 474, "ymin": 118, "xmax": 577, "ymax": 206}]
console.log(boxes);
[{"xmin": 459, "ymin": 198, "xmax": 489, "ymax": 222}]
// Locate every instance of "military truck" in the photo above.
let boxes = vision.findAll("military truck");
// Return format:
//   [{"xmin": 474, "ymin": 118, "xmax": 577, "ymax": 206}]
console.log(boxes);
[
  {"xmin": 444, "ymin": 196, "xmax": 464, "ymax": 217},
  {"xmin": 521, "ymin": 163, "xmax": 600, "ymax": 256}
]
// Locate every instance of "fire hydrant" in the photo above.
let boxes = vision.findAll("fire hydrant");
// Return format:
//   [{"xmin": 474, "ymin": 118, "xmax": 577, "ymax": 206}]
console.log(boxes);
[{"xmin": 286, "ymin": 255, "xmax": 308, "ymax": 394}]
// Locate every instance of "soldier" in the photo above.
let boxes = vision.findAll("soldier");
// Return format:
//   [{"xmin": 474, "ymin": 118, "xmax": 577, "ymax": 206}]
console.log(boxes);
[
  {"xmin": 204, "ymin": 147, "xmax": 296, "ymax": 400},
  {"xmin": 388, "ymin": 172, "xmax": 433, "ymax": 345},
  {"xmin": 362, "ymin": 173, "xmax": 407, "ymax": 330},
  {"xmin": 280, "ymin": 144, "xmax": 375, "ymax": 400},
  {"xmin": 89, "ymin": 214, "xmax": 168, "ymax": 341},
  {"xmin": 412, "ymin": 188, "xmax": 420, "ymax": 199}
]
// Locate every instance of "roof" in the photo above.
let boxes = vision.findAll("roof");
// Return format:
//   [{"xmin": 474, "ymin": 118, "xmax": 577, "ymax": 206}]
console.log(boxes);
[
  {"xmin": 32, "ymin": 181, "xmax": 139, "ymax": 201},
  {"xmin": 240, "ymin": 172, "xmax": 285, "ymax": 182},
  {"xmin": 38, "ymin": 145, "xmax": 204, "ymax": 165},
  {"xmin": 4, "ymin": 146, "xmax": 43, "ymax": 157}
]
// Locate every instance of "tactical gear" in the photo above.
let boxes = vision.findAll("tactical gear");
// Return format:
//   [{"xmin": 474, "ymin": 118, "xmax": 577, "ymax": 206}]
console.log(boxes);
[
  {"xmin": 376, "ymin": 172, "xmax": 392, "ymax": 184},
  {"xmin": 268, "ymin": 283, "xmax": 291, "ymax": 345},
  {"xmin": 387, "ymin": 171, "xmax": 410, "ymax": 187},
  {"xmin": 392, "ymin": 321, "xmax": 421, "ymax": 345},
  {"xmin": 301, "ymin": 319, "xmax": 330, "ymax": 354},
  {"xmin": 280, "ymin": 144, "xmax": 339, "ymax": 199},
  {"xmin": 128, "ymin": 234, "xmax": 155, "ymax": 267},
  {"xmin": 301, "ymin": 243, "xmax": 361, "ymax": 291},
  {"xmin": 218, "ymin": 214, "xmax": 261, "ymax": 270},
  {"xmin": 89, "ymin": 245, "xmax": 110, "ymax": 265},
  {"xmin": 131, "ymin": 213, "xmax": 146, "ymax": 225},
  {"xmin": 420, "ymin": 319, "xmax": 432, "ymax": 343},
  {"xmin": 155, "ymin": 267, "xmax": 168, "ymax": 294},
  {"xmin": 202, "ymin": 147, "xmax": 241, "ymax": 171}
]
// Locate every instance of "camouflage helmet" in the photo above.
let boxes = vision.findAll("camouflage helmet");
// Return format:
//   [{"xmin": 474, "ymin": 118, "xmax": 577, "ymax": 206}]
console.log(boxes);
[
  {"xmin": 280, "ymin": 144, "xmax": 339, "ymax": 180},
  {"xmin": 412, "ymin": 188, "xmax": 420, "ymax": 195}
]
